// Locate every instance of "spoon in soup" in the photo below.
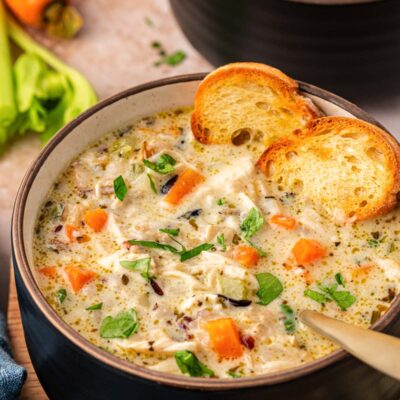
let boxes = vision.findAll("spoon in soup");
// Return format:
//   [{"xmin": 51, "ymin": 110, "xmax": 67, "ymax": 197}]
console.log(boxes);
[{"xmin": 300, "ymin": 310, "xmax": 400, "ymax": 380}]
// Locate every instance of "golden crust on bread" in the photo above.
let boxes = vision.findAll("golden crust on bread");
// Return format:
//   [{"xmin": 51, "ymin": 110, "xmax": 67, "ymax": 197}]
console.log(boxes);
[
  {"xmin": 191, "ymin": 62, "xmax": 319, "ymax": 146},
  {"xmin": 257, "ymin": 116, "xmax": 400, "ymax": 222}
]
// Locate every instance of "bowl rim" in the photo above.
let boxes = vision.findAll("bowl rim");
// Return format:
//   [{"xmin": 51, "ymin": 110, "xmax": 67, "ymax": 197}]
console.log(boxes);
[{"xmin": 12, "ymin": 72, "xmax": 400, "ymax": 390}]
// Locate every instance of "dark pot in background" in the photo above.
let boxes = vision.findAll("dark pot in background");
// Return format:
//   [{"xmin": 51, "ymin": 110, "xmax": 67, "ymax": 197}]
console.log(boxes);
[{"xmin": 170, "ymin": 0, "xmax": 400, "ymax": 107}]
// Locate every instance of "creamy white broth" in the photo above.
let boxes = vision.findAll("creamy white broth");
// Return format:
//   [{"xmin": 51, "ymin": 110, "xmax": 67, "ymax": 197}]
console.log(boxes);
[{"xmin": 33, "ymin": 107, "xmax": 400, "ymax": 378}]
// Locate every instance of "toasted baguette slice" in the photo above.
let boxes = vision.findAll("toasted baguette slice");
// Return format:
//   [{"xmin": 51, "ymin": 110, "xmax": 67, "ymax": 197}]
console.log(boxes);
[
  {"xmin": 257, "ymin": 116, "xmax": 400, "ymax": 222},
  {"xmin": 191, "ymin": 62, "xmax": 319, "ymax": 146}
]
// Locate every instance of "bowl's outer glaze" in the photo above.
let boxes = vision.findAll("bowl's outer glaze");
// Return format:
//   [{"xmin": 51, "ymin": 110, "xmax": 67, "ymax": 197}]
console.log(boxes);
[
  {"xmin": 12, "ymin": 75, "xmax": 400, "ymax": 399},
  {"xmin": 170, "ymin": 0, "xmax": 400, "ymax": 101}
]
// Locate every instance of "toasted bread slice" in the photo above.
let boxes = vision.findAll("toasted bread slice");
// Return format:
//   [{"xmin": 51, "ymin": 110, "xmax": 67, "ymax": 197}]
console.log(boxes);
[
  {"xmin": 191, "ymin": 62, "xmax": 319, "ymax": 146},
  {"xmin": 257, "ymin": 116, "xmax": 400, "ymax": 222}
]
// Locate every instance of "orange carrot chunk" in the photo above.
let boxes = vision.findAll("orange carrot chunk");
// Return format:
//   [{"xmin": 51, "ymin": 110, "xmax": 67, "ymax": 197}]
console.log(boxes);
[
  {"xmin": 205, "ymin": 318, "xmax": 243, "ymax": 359},
  {"xmin": 233, "ymin": 245, "xmax": 260, "ymax": 268},
  {"xmin": 38, "ymin": 266, "xmax": 57, "ymax": 278},
  {"xmin": 164, "ymin": 168, "xmax": 204, "ymax": 205},
  {"xmin": 270, "ymin": 214, "xmax": 297, "ymax": 230},
  {"xmin": 65, "ymin": 224, "xmax": 79, "ymax": 242},
  {"xmin": 84, "ymin": 208, "xmax": 108, "ymax": 232},
  {"xmin": 291, "ymin": 238, "xmax": 326, "ymax": 265},
  {"xmin": 65, "ymin": 265, "xmax": 97, "ymax": 293},
  {"xmin": 5, "ymin": 0, "xmax": 52, "ymax": 27}
]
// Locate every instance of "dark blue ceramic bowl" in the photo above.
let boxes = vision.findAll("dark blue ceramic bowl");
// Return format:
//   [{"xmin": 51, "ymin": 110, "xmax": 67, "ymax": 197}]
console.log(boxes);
[{"xmin": 11, "ymin": 74, "xmax": 400, "ymax": 399}]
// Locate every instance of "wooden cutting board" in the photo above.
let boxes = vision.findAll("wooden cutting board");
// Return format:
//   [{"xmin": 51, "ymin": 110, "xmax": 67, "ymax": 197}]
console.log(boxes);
[{"xmin": 7, "ymin": 269, "xmax": 47, "ymax": 399}]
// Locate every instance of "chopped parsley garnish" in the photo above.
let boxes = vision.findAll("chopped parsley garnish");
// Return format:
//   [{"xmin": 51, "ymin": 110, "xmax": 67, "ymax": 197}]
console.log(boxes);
[
  {"xmin": 180, "ymin": 243, "xmax": 214, "ymax": 261},
  {"xmin": 304, "ymin": 289, "xmax": 330, "ymax": 304},
  {"xmin": 113, "ymin": 175, "xmax": 128, "ymax": 201},
  {"xmin": 86, "ymin": 302, "xmax": 103, "ymax": 311},
  {"xmin": 240, "ymin": 207, "xmax": 264, "ymax": 239},
  {"xmin": 56, "ymin": 288, "xmax": 67, "ymax": 304},
  {"xmin": 175, "ymin": 350, "xmax": 214, "ymax": 377},
  {"xmin": 143, "ymin": 153, "xmax": 176, "ymax": 174},
  {"xmin": 128, "ymin": 239, "xmax": 214, "ymax": 262},
  {"xmin": 144, "ymin": 16, "xmax": 153, "ymax": 27},
  {"xmin": 99, "ymin": 309, "xmax": 138, "ymax": 339},
  {"xmin": 159, "ymin": 228, "xmax": 180, "ymax": 237},
  {"xmin": 255, "ymin": 273, "xmax": 283, "ymax": 305},
  {"xmin": 335, "ymin": 272, "xmax": 345, "ymax": 287},
  {"xmin": 227, "ymin": 370, "xmax": 242, "ymax": 378},
  {"xmin": 305, "ymin": 276, "xmax": 356, "ymax": 311},
  {"xmin": 280, "ymin": 304, "xmax": 296, "ymax": 333},
  {"xmin": 120, "ymin": 257, "xmax": 152, "ymax": 281},
  {"xmin": 154, "ymin": 50, "xmax": 187, "ymax": 67},
  {"xmin": 217, "ymin": 233, "xmax": 226, "ymax": 251},
  {"xmin": 147, "ymin": 173, "xmax": 157, "ymax": 193},
  {"xmin": 128, "ymin": 240, "xmax": 179, "ymax": 254},
  {"xmin": 217, "ymin": 198, "xmax": 225, "ymax": 206}
]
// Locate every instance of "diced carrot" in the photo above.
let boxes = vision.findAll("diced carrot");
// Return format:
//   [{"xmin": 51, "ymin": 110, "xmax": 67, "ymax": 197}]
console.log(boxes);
[
  {"xmin": 232, "ymin": 245, "xmax": 260, "ymax": 268},
  {"xmin": 5, "ymin": 0, "xmax": 52, "ymax": 27},
  {"xmin": 38, "ymin": 266, "xmax": 57, "ymax": 278},
  {"xmin": 65, "ymin": 265, "xmax": 97, "ymax": 293},
  {"xmin": 65, "ymin": 224, "xmax": 79, "ymax": 242},
  {"xmin": 270, "ymin": 214, "xmax": 297, "ymax": 230},
  {"xmin": 205, "ymin": 318, "xmax": 243, "ymax": 359},
  {"xmin": 164, "ymin": 168, "xmax": 204, "ymax": 205},
  {"xmin": 291, "ymin": 238, "xmax": 326, "ymax": 265},
  {"xmin": 84, "ymin": 208, "xmax": 108, "ymax": 232}
]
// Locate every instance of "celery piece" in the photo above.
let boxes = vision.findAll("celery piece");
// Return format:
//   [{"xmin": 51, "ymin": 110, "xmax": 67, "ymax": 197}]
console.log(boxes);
[
  {"xmin": 219, "ymin": 276, "xmax": 248, "ymax": 300},
  {"xmin": 14, "ymin": 53, "xmax": 46, "ymax": 112},
  {"xmin": 7, "ymin": 15, "xmax": 97, "ymax": 142},
  {"xmin": 0, "ymin": 1, "xmax": 16, "ymax": 132}
]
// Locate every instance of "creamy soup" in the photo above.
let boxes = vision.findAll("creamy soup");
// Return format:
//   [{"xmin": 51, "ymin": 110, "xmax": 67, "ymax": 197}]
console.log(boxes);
[{"xmin": 33, "ymin": 107, "xmax": 400, "ymax": 378}]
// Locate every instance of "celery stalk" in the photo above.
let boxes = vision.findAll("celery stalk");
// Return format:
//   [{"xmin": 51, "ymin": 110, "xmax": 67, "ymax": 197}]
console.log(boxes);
[
  {"xmin": 0, "ymin": 0, "xmax": 16, "ymax": 139},
  {"xmin": 7, "ymin": 14, "xmax": 97, "ymax": 141}
]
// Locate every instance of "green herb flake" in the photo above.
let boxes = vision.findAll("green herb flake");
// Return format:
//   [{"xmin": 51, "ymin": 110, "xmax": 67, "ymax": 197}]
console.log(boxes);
[
  {"xmin": 217, "ymin": 233, "xmax": 226, "ymax": 251},
  {"xmin": 240, "ymin": 207, "xmax": 264, "ymax": 239},
  {"xmin": 86, "ymin": 302, "xmax": 103, "ymax": 311},
  {"xmin": 128, "ymin": 240, "xmax": 179, "ymax": 254},
  {"xmin": 305, "ymin": 279, "xmax": 356, "ymax": 311},
  {"xmin": 330, "ymin": 290, "xmax": 356, "ymax": 311},
  {"xmin": 367, "ymin": 239, "xmax": 379, "ymax": 248},
  {"xmin": 120, "ymin": 257, "xmax": 152, "ymax": 281},
  {"xmin": 180, "ymin": 243, "xmax": 214, "ymax": 261},
  {"xmin": 147, "ymin": 173, "xmax": 157, "ymax": 194},
  {"xmin": 56, "ymin": 288, "xmax": 67, "ymax": 304},
  {"xmin": 304, "ymin": 289, "xmax": 330, "ymax": 305},
  {"xmin": 159, "ymin": 228, "xmax": 180, "ymax": 237},
  {"xmin": 175, "ymin": 350, "xmax": 214, "ymax": 377},
  {"xmin": 143, "ymin": 153, "xmax": 176, "ymax": 174},
  {"xmin": 227, "ymin": 371, "xmax": 241, "ymax": 378},
  {"xmin": 99, "ymin": 309, "xmax": 138, "ymax": 339},
  {"xmin": 217, "ymin": 198, "xmax": 225, "ymax": 206},
  {"xmin": 255, "ymin": 273, "xmax": 283, "ymax": 305},
  {"xmin": 113, "ymin": 175, "xmax": 128, "ymax": 201},
  {"xmin": 281, "ymin": 303, "xmax": 296, "ymax": 333},
  {"xmin": 335, "ymin": 272, "xmax": 346, "ymax": 287}
]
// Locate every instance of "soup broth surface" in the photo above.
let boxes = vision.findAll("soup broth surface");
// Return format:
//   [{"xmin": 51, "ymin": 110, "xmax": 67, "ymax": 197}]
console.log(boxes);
[{"xmin": 33, "ymin": 107, "xmax": 400, "ymax": 378}]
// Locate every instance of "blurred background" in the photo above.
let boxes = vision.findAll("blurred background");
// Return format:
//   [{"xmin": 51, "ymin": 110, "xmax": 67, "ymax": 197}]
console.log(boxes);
[{"xmin": 1, "ymin": 0, "xmax": 400, "ymax": 314}]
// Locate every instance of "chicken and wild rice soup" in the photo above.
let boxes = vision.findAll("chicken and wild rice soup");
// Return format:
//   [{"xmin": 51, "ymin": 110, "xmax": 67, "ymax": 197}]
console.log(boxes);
[{"xmin": 33, "ymin": 107, "xmax": 400, "ymax": 378}]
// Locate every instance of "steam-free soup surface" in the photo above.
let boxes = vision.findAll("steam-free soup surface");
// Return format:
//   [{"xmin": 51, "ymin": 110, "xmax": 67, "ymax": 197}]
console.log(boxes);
[{"xmin": 33, "ymin": 107, "xmax": 400, "ymax": 378}]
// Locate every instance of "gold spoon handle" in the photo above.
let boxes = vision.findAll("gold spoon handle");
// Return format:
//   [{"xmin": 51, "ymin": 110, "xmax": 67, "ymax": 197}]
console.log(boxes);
[{"xmin": 300, "ymin": 310, "xmax": 400, "ymax": 380}]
